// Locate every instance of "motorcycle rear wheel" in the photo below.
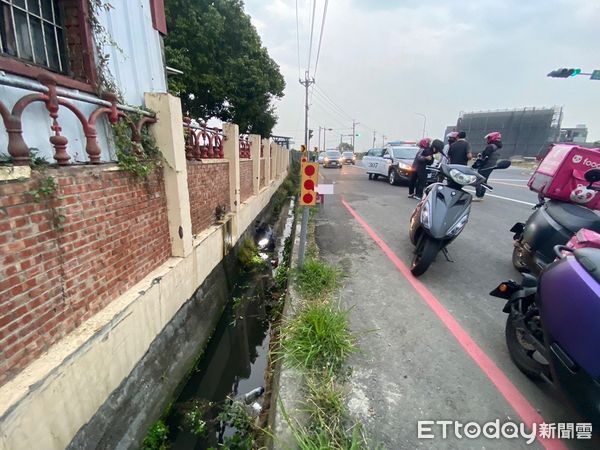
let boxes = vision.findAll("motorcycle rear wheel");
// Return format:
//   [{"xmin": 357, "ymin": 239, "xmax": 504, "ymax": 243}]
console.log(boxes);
[
  {"xmin": 411, "ymin": 236, "xmax": 439, "ymax": 276},
  {"xmin": 505, "ymin": 311, "xmax": 549, "ymax": 380}
]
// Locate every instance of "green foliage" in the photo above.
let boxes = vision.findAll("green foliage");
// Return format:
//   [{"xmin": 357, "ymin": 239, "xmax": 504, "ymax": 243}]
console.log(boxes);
[
  {"xmin": 141, "ymin": 420, "xmax": 169, "ymax": 450},
  {"xmin": 338, "ymin": 142, "xmax": 354, "ymax": 152},
  {"xmin": 274, "ymin": 265, "xmax": 288, "ymax": 291},
  {"xmin": 280, "ymin": 301, "xmax": 355, "ymax": 375},
  {"xmin": 164, "ymin": 0, "xmax": 285, "ymax": 136},
  {"xmin": 237, "ymin": 238, "xmax": 267, "ymax": 271},
  {"xmin": 217, "ymin": 401, "xmax": 256, "ymax": 449},
  {"xmin": 28, "ymin": 176, "xmax": 57, "ymax": 203},
  {"xmin": 295, "ymin": 259, "xmax": 342, "ymax": 301},
  {"xmin": 184, "ymin": 401, "xmax": 208, "ymax": 437},
  {"xmin": 112, "ymin": 113, "xmax": 162, "ymax": 178}
]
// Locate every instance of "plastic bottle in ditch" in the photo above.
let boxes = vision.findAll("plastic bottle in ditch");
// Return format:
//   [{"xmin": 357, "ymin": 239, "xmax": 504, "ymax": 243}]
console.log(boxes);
[{"xmin": 243, "ymin": 386, "xmax": 265, "ymax": 404}]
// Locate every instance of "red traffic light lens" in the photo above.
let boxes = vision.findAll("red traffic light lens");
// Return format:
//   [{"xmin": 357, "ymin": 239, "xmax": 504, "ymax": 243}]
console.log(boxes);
[
  {"xmin": 304, "ymin": 165, "xmax": 316, "ymax": 176},
  {"xmin": 304, "ymin": 179, "xmax": 315, "ymax": 190},
  {"xmin": 303, "ymin": 193, "xmax": 314, "ymax": 204}
]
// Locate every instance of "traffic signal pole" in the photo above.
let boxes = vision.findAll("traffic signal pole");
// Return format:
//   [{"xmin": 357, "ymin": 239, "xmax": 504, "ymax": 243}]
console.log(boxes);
[{"xmin": 298, "ymin": 71, "xmax": 315, "ymax": 267}]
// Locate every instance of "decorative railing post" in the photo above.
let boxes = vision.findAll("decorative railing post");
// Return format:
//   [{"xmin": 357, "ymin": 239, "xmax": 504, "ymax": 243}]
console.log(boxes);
[
  {"xmin": 264, "ymin": 139, "xmax": 272, "ymax": 185},
  {"xmin": 223, "ymin": 123, "xmax": 241, "ymax": 238}
]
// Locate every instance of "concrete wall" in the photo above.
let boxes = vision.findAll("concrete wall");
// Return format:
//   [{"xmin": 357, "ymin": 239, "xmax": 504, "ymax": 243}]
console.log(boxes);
[{"xmin": 0, "ymin": 93, "xmax": 289, "ymax": 450}]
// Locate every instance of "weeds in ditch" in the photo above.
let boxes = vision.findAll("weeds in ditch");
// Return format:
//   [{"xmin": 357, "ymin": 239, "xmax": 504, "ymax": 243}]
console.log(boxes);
[
  {"xmin": 238, "ymin": 238, "xmax": 267, "ymax": 271},
  {"xmin": 141, "ymin": 420, "xmax": 169, "ymax": 450}
]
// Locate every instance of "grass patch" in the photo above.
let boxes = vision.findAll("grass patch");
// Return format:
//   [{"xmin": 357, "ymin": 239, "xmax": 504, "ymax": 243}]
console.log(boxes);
[
  {"xmin": 141, "ymin": 420, "xmax": 169, "ymax": 450},
  {"xmin": 295, "ymin": 259, "xmax": 341, "ymax": 300},
  {"xmin": 280, "ymin": 301, "xmax": 355, "ymax": 375},
  {"xmin": 238, "ymin": 238, "xmax": 267, "ymax": 271}
]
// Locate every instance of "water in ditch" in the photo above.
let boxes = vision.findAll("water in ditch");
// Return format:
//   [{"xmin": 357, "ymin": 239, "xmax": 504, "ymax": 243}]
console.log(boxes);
[{"xmin": 162, "ymin": 198, "xmax": 295, "ymax": 449}]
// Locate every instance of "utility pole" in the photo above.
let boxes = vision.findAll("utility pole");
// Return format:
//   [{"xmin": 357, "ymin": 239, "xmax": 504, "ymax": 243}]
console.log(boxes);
[
  {"xmin": 382, "ymin": 134, "xmax": 387, "ymax": 147},
  {"xmin": 318, "ymin": 126, "xmax": 322, "ymax": 152},
  {"xmin": 372, "ymin": 131, "xmax": 376, "ymax": 149},
  {"xmin": 352, "ymin": 120, "xmax": 359, "ymax": 151},
  {"xmin": 298, "ymin": 70, "xmax": 315, "ymax": 267},
  {"xmin": 323, "ymin": 127, "xmax": 332, "ymax": 151}
]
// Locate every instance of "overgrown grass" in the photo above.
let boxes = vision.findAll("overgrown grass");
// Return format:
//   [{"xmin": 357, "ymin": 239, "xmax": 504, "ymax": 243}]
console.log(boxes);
[
  {"xmin": 141, "ymin": 420, "xmax": 169, "ymax": 450},
  {"xmin": 238, "ymin": 238, "xmax": 267, "ymax": 271},
  {"xmin": 295, "ymin": 259, "xmax": 342, "ymax": 300},
  {"xmin": 280, "ymin": 301, "xmax": 355, "ymax": 374}
]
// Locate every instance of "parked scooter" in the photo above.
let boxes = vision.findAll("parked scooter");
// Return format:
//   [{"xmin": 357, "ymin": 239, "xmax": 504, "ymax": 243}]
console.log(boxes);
[
  {"xmin": 511, "ymin": 168, "xmax": 600, "ymax": 275},
  {"xmin": 408, "ymin": 161, "xmax": 512, "ymax": 276},
  {"xmin": 490, "ymin": 242, "xmax": 600, "ymax": 428}
]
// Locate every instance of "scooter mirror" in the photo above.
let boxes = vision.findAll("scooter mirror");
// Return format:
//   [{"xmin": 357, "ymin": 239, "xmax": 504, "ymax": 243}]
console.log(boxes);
[
  {"xmin": 495, "ymin": 160, "xmax": 512, "ymax": 170},
  {"xmin": 584, "ymin": 168, "xmax": 600, "ymax": 184}
]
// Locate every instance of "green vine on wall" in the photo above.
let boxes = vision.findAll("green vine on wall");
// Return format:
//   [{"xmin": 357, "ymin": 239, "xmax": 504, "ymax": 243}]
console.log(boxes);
[
  {"xmin": 112, "ymin": 111, "xmax": 162, "ymax": 179},
  {"xmin": 87, "ymin": 0, "xmax": 123, "ymax": 96}
]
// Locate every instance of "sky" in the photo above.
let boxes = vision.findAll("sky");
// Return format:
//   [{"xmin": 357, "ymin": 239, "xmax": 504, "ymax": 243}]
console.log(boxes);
[{"xmin": 243, "ymin": 0, "xmax": 600, "ymax": 151}]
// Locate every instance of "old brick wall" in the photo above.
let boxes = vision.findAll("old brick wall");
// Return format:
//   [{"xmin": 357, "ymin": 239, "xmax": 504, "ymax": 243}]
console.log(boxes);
[
  {"xmin": 0, "ymin": 166, "xmax": 171, "ymax": 386},
  {"xmin": 240, "ymin": 160, "xmax": 253, "ymax": 204},
  {"xmin": 260, "ymin": 159, "xmax": 266, "ymax": 188},
  {"xmin": 187, "ymin": 161, "xmax": 230, "ymax": 236}
]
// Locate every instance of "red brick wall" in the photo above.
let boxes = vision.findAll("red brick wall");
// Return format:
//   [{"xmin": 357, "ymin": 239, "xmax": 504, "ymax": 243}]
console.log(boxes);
[
  {"xmin": 0, "ymin": 166, "xmax": 171, "ymax": 386},
  {"xmin": 187, "ymin": 161, "xmax": 230, "ymax": 236},
  {"xmin": 260, "ymin": 159, "xmax": 266, "ymax": 188},
  {"xmin": 240, "ymin": 160, "xmax": 253, "ymax": 204}
]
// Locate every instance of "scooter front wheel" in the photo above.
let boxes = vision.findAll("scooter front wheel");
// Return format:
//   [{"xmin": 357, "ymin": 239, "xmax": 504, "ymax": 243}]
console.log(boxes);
[{"xmin": 411, "ymin": 236, "xmax": 439, "ymax": 276}]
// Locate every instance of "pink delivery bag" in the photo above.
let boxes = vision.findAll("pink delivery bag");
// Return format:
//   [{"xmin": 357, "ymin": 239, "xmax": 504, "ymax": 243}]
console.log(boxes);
[{"xmin": 528, "ymin": 144, "xmax": 600, "ymax": 210}]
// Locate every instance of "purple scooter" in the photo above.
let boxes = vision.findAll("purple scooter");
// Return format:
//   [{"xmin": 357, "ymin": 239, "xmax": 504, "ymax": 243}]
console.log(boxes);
[{"xmin": 490, "ymin": 243, "xmax": 600, "ymax": 428}]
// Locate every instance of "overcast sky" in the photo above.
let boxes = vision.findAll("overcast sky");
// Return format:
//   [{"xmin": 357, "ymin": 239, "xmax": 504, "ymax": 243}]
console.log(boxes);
[{"xmin": 244, "ymin": 0, "xmax": 599, "ymax": 151}]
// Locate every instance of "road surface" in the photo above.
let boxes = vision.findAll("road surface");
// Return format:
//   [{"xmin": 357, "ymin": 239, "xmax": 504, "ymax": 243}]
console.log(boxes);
[{"xmin": 312, "ymin": 163, "xmax": 597, "ymax": 449}]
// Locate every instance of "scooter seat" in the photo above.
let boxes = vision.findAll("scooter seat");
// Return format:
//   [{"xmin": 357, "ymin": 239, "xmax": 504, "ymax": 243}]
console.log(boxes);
[
  {"xmin": 574, "ymin": 248, "xmax": 600, "ymax": 285},
  {"xmin": 545, "ymin": 201, "xmax": 600, "ymax": 235}
]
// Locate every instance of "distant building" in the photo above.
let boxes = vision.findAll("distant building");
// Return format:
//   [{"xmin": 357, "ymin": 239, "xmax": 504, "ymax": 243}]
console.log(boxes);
[
  {"xmin": 450, "ymin": 107, "xmax": 563, "ymax": 158},
  {"xmin": 559, "ymin": 125, "xmax": 588, "ymax": 143}
]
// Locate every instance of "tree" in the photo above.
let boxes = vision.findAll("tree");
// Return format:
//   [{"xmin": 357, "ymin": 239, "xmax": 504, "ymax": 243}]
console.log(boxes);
[
  {"xmin": 338, "ymin": 142, "xmax": 354, "ymax": 152},
  {"xmin": 164, "ymin": 0, "xmax": 285, "ymax": 136}
]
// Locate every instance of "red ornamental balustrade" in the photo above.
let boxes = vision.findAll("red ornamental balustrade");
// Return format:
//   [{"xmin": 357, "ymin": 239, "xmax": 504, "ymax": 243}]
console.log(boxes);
[
  {"xmin": 239, "ymin": 135, "xmax": 251, "ymax": 159},
  {"xmin": 0, "ymin": 74, "xmax": 155, "ymax": 165},
  {"xmin": 183, "ymin": 118, "xmax": 224, "ymax": 160}
]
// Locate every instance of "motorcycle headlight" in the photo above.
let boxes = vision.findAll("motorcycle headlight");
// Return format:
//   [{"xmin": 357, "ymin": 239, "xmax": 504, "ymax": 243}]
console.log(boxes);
[
  {"xmin": 449, "ymin": 169, "xmax": 477, "ymax": 185},
  {"xmin": 420, "ymin": 200, "xmax": 432, "ymax": 229},
  {"xmin": 448, "ymin": 212, "xmax": 470, "ymax": 236}
]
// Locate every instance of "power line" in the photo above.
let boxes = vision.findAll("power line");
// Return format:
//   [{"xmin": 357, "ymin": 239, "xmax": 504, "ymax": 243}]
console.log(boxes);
[
  {"xmin": 307, "ymin": 0, "xmax": 318, "ymax": 71},
  {"xmin": 313, "ymin": 0, "xmax": 329, "ymax": 78},
  {"xmin": 313, "ymin": 84, "xmax": 353, "ymax": 120},
  {"xmin": 311, "ymin": 92, "xmax": 352, "ymax": 127},
  {"xmin": 295, "ymin": 0, "xmax": 301, "ymax": 77}
]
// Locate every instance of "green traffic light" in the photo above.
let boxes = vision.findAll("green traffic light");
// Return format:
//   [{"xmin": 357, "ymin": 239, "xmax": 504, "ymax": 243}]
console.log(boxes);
[{"xmin": 570, "ymin": 68, "xmax": 581, "ymax": 77}]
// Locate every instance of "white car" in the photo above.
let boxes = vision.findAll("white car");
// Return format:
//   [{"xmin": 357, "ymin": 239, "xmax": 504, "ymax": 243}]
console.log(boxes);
[{"xmin": 362, "ymin": 144, "xmax": 437, "ymax": 185}]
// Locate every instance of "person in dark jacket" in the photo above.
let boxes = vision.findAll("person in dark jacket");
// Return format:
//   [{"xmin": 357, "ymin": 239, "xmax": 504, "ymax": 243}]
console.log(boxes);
[
  {"xmin": 448, "ymin": 131, "xmax": 472, "ymax": 165},
  {"xmin": 408, "ymin": 138, "xmax": 443, "ymax": 199},
  {"xmin": 473, "ymin": 131, "xmax": 502, "ymax": 200}
]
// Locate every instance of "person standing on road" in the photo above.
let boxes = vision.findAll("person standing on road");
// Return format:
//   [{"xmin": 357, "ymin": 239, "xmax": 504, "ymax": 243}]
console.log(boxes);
[
  {"xmin": 473, "ymin": 132, "xmax": 502, "ymax": 201},
  {"xmin": 409, "ymin": 138, "xmax": 443, "ymax": 200},
  {"xmin": 448, "ymin": 131, "xmax": 472, "ymax": 165}
]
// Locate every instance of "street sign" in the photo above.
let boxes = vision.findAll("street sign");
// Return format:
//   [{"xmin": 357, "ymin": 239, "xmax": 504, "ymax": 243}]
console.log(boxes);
[
  {"xmin": 316, "ymin": 184, "xmax": 334, "ymax": 195},
  {"xmin": 299, "ymin": 162, "xmax": 319, "ymax": 206},
  {"xmin": 591, "ymin": 70, "xmax": 600, "ymax": 80}
]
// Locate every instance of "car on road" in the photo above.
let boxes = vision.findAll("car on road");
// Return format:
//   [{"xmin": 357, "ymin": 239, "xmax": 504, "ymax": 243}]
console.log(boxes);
[
  {"xmin": 362, "ymin": 144, "xmax": 437, "ymax": 185},
  {"xmin": 341, "ymin": 151, "xmax": 356, "ymax": 165},
  {"xmin": 323, "ymin": 150, "xmax": 343, "ymax": 168},
  {"xmin": 317, "ymin": 151, "xmax": 326, "ymax": 164}
]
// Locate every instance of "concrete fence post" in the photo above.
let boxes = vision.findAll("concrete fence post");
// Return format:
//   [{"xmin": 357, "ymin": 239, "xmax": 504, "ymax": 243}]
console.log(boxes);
[
  {"xmin": 223, "ymin": 123, "xmax": 241, "ymax": 226},
  {"xmin": 144, "ymin": 93, "xmax": 193, "ymax": 258},
  {"xmin": 250, "ymin": 134, "xmax": 261, "ymax": 195},
  {"xmin": 265, "ymin": 140, "xmax": 272, "ymax": 185},
  {"xmin": 270, "ymin": 143, "xmax": 276, "ymax": 181}
]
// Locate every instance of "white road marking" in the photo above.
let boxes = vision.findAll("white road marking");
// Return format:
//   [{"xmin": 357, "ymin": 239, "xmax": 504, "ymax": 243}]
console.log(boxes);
[
  {"xmin": 463, "ymin": 188, "xmax": 536, "ymax": 206},
  {"xmin": 488, "ymin": 178, "xmax": 528, "ymax": 182}
]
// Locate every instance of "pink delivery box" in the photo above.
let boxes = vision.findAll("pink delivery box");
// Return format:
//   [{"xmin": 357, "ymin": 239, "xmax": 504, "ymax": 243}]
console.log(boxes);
[{"xmin": 528, "ymin": 144, "xmax": 600, "ymax": 209}]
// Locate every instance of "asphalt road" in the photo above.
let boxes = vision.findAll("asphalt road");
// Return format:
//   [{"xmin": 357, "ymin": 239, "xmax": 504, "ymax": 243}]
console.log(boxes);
[{"xmin": 312, "ymin": 163, "xmax": 597, "ymax": 449}]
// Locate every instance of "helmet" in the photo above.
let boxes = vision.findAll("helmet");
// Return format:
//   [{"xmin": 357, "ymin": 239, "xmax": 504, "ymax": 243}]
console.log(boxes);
[
  {"xmin": 485, "ymin": 131, "xmax": 502, "ymax": 144},
  {"xmin": 418, "ymin": 138, "xmax": 432, "ymax": 149},
  {"xmin": 431, "ymin": 139, "xmax": 444, "ymax": 153},
  {"xmin": 446, "ymin": 131, "xmax": 459, "ymax": 142}
]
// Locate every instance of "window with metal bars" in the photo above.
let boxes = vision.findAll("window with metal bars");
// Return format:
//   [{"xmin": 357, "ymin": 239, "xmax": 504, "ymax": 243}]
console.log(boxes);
[{"xmin": 0, "ymin": 0, "xmax": 67, "ymax": 73}]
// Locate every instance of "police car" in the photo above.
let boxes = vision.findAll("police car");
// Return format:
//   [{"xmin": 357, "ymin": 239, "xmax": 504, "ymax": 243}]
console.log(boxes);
[{"xmin": 362, "ymin": 142, "xmax": 437, "ymax": 185}]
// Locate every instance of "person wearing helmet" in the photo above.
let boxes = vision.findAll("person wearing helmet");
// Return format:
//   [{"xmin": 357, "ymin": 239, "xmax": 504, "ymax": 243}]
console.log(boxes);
[
  {"xmin": 408, "ymin": 138, "xmax": 440, "ymax": 199},
  {"xmin": 448, "ymin": 131, "xmax": 472, "ymax": 165},
  {"xmin": 473, "ymin": 131, "xmax": 503, "ymax": 200}
]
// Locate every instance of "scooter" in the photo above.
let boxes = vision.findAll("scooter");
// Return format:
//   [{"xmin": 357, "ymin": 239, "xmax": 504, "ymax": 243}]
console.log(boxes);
[
  {"xmin": 511, "ymin": 168, "xmax": 600, "ymax": 275},
  {"xmin": 490, "ymin": 243, "xmax": 600, "ymax": 428},
  {"xmin": 408, "ymin": 161, "xmax": 511, "ymax": 276}
]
